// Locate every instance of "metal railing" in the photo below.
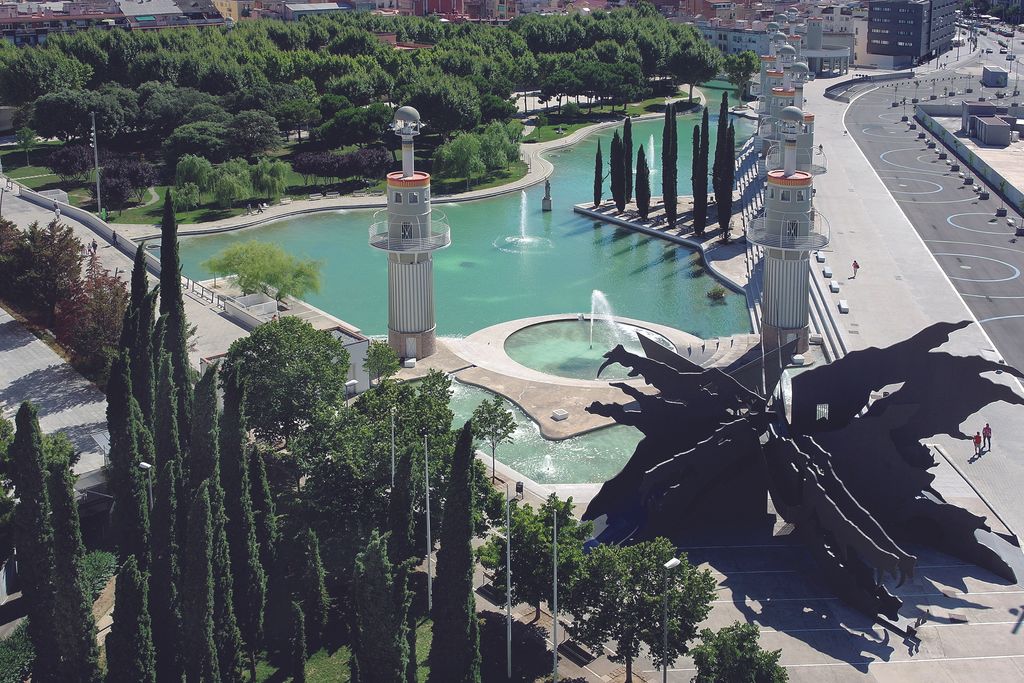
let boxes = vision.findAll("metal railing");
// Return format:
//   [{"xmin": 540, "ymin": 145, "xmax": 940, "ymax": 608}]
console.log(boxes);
[
  {"xmin": 181, "ymin": 274, "xmax": 226, "ymax": 309},
  {"xmin": 368, "ymin": 211, "xmax": 451, "ymax": 253},
  {"xmin": 747, "ymin": 210, "xmax": 830, "ymax": 251},
  {"xmin": 766, "ymin": 143, "xmax": 828, "ymax": 175}
]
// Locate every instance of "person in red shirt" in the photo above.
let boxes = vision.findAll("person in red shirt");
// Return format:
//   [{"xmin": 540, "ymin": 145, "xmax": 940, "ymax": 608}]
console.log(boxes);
[
  {"xmin": 973, "ymin": 431, "xmax": 983, "ymax": 455},
  {"xmin": 852, "ymin": 260, "xmax": 860, "ymax": 279},
  {"xmin": 983, "ymin": 423, "xmax": 992, "ymax": 451}
]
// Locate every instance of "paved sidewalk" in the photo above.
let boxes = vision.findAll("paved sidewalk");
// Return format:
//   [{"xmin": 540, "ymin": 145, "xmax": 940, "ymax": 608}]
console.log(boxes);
[{"xmin": 3, "ymin": 192, "xmax": 247, "ymax": 366}]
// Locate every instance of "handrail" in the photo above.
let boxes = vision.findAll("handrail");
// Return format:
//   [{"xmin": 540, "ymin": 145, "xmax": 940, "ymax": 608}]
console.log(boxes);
[{"xmin": 747, "ymin": 210, "xmax": 830, "ymax": 251}]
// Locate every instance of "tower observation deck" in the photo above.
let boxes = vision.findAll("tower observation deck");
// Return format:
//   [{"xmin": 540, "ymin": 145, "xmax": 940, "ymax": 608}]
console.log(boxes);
[{"xmin": 369, "ymin": 106, "xmax": 450, "ymax": 360}]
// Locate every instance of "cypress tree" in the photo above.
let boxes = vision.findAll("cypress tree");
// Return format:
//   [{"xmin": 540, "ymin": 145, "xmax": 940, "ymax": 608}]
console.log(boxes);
[
  {"xmin": 107, "ymin": 351, "xmax": 152, "ymax": 569},
  {"xmin": 610, "ymin": 130, "xmax": 624, "ymax": 212},
  {"xmin": 636, "ymin": 147, "xmax": 651, "ymax": 220},
  {"xmin": 712, "ymin": 91, "xmax": 729, "ymax": 205},
  {"xmin": 593, "ymin": 140, "xmax": 603, "ymax": 207},
  {"xmin": 190, "ymin": 366, "xmax": 244, "ymax": 682},
  {"xmin": 220, "ymin": 369, "xmax": 267, "ymax": 682},
  {"xmin": 296, "ymin": 528, "xmax": 329, "ymax": 648},
  {"xmin": 692, "ymin": 124, "xmax": 706, "ymax": 235},
  {"xmin": 124, "ymin": 245, "xmax": 156, "ymax": 423},
  {"xmin": 290, "ymin": 602, "xmax": 307, "ymax": 683},
  {"xmin": 718, "ymin": 122, "xmax": 736, "ymax": 242},
  {"xmin": 159, "ymin": 191, "xmax": 192, "ymax": 448},
  {"xmin": 426, "ymin": 423, "xmax": 480, "ymax": 683},
  {"xmin": 150, "ymin": 354, "xmax": 182, "ymax": 683},
  {"xmin": 249, "ymin": 447, "xmax": 279, "ymax": 579},
  {"xmin": 623, "ymin": 116, "xmax": 633, "ymax": 203},
  {"xmin": 182, "ymin": 483, "xmax": 220, "ymax": 683},
  {"xmin": 387, "ymin": 447, "xmax": 417, "ymax": 683},
  {"xmin": 105, "ymin": 556, "xmax": 156, "ymax": 683},
  {"xmin": 662, "ymin": 103, "xmax": 678, "ymax": 226},
  {"xmin": 9, "ymin": 403, "xmax": 60, "ymax": 683},
  {"xmin": 697, "ymin": 108, "xmax": 710, "ymax": 235},
  {"xmin": 354, "ymin": 530, "xmax": 409, "ymax": 683},
  {"xmin": 47, "ymin": 444, "xmax": 101, "ymax": 683}
]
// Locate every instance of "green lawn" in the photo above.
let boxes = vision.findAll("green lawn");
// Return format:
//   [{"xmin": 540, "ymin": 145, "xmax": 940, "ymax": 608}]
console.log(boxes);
[
  {"xmin": 253, "ymin": 619, "xmax": 433, "ymax": 682},
  {"xmin": 432, "ymin": 161, "xmax": 528, "ymax": 196},
  {"xmin": 523, "ymin": 90, "xmax": 697, "ymax": 144}
]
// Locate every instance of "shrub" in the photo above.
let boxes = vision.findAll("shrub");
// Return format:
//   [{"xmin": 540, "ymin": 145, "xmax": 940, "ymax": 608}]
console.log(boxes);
[
  {"xmin": 562, "ymin": 101, "xmax": 583, "ymax": 119},
  {"xmin": 0, "ymin": 621, "xmax": 33, "ymax": 683},
  {"xmin": 707, "ymin": 284, "xmax": 727, "ymax": 301},
  {"xmin": 535, "ymin": 114, "xmax": 549, "ymax": 128},
  {"xmin": 81, "ymin": 550, "xmax": 117, "ymax": 600}
]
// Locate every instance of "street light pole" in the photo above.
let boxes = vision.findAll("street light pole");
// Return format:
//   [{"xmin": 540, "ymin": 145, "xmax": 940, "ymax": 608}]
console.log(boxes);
[
  {"xmin": 551, "ymin": 509, "xmax": 558, "ymax": 683},
  {"xmin": 90, "ymin": 111, "xmax": 102, "ymax": 217},
  {"xmin": 424, "ymin": 432, "xmax": 432, "ymax": 612},
  {"xmin": 390, "ymin": 406, "xmax": 396, "ymax": 489},
  {"xmin": 662, "ymin": 557, "xmax": 681, "ymax": 683},
  {"xmin": 505, "ymin": 483, "xmax": 513, "ymax": 680},
  {"xmin": 139, "ymin": 461, "xmax": 153, "ymax": 511}
]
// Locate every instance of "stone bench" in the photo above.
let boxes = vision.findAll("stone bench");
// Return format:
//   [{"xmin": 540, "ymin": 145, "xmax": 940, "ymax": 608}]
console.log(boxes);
[
  {"xmin": 830, "ymin": 280, "xmax": 840, "ymax": 293},
  {"xmin": 838, "ymin": 299, "xmax": 850, "ymax": 314},
  {"xmin": 822, "ymin": 266, "xmax": 833, "ymax": 278}
]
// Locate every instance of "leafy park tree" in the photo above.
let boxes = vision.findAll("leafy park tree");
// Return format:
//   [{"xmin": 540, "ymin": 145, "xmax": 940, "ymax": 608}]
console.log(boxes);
[
  {"xmin": 9, "ymin": 403, "xmax": 60, "ymax": 682},
  {"xmin": 223, "ymin": 317, "xmax": 350, "ymax": 447},
  {"xmin": 54, "ymin": 254, "xmax": 127, "ymax": 383},
  {"xmin": 20, "ymin": 219, "xmax": 82, "ymax": 326},
  {"xmin": 204, "ymin": 241, "xmax": 321, "ymax": 306},
  {"xmin": 725, "ymin": 51, "xmax": 760, "ymax": 99},
  {"xmin": 106, "ymin": 351, "xmax": 152, "ymax": 570},
  {"xmin": 718, "ymin": 122, "xmax": 736, "ymax": 242},
  {"xmin": 228, "ymin": 110, "xmax": 281, "ymax": 158},
  {"xmin": 0, "ymin": 47, "xmax": 92, "ymax": 104},
  {"xmin": 163, "ymin": 121, "xmax": 229, "ymax": 165},
  {"xmin": 427, "ymin": 422, "xmax": 481, "ymax": 683},
  {"xmin": 172, "ymin": 183, "xmax": 201, "ymax": 213},
  {"xmin": 669, "ymin": 40, "xmax": 720, "ymax": 104},
  {"xmin": 219, "ymin": 369, "xmax": 267, "ymax": 682},
  {"xmin": 290, "ymin": 602, "xmax": 307, "ymax": 683},
  {"xmin": 610, "ymin": 130, "xmax": 625, "ymax": 212},
  {"xmin": 211, "ymin": 163, "xmax": 252, "ymax": 209},
  {"xmin": 471, "ymin": 395, "xmax": 515, "ymax": 481},
  {"xmin": 692, "ymin": 622, "xmax": 788, "ymax": 683},
  {"xmin": 158, "ymin": 192, "xmax": 192, "ymax": 448},
  {"xmin": 46, "ymin": 145, "xmax": 93, "ymax": 184},
  {"xmin": 623, "ymin": 116, "xmax": 633, "ymax": 203},
  {"xmin": 479, "ymin": 494, "xmax": 591, "ymax": 621},
  {"xmin": 16, "ymin": 127, "xmax": 36, "ymax": 165},
  {"xmin": 593, "ymin": 139, "xmax": 603, "ymax": 207},
  {"xmin": 364, "ymin": 339, "xmax": 400, "ymax": 386},
  {"xmin": 182, "ymin": 483, "xmax": 221, "ymax": 683},
  {"xmin": 661, "ymin": 103, "xmax": 677, "ymax": 225},
  {"xmin": 105, "ymin": 556, "xmax": 156, "ymax": 683},
  {"xmin": 46, "ymin": 438, "xmax": 101, "ymax": 683},
  {"xmin": 435, "ymin": 132, "xmax": 485, "ymax": 190},
  {"xmin": 296, "ymin": 528, "xmax": 330, "ymax": 648},
  {"xmin": 635, "ymin": 146, "xmax": 651, "ymax": 220},
  {"xmin": 353, "ymin": 530, "xmax": 409, "ymax": 683},
  {"xmin": 691, "ymin": 124, "xmax": 705, "ymax": 235},
  {"xmin": 569, "ymin": 538, "xmax": 716, "ymax": 682}
]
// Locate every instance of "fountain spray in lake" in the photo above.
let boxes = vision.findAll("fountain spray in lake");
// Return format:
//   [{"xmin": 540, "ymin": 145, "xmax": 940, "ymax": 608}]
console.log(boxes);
[
  {"xmin": 492, "ymin": 189, "xmax": 553, "ymax": 253},
  {"xmin": 589, "ymin": 289, "xmax": 632, "ymax": 350},
  {"xmin": 519, "ymin": 190, "xmax": 528, "ymax": 240},
  {"xmin": 648, "ymin": 134, "xmax": 657, "ymax": 176}
]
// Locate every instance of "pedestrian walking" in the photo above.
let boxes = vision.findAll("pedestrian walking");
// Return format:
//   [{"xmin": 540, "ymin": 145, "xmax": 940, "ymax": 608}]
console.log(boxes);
[
  {"xmin": 973, "ymin": 431, "xmax": 982, "ymax": 455},
  {"xmin": 983, "ymin": 423, "xmax": 992, "ymax": 450},
  {"xmin": 852, "ymin": 260, "xmax": 860, "ymax": 278}
]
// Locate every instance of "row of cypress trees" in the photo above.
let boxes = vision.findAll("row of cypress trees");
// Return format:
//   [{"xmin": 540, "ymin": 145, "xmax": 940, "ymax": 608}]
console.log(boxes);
[
  {"xmin": 711, "ymin": 92, "xmax": 737, "ymax": 240},
  {"xmin": 662, "ymin": 103, "xmax": 679, "ymax": 225}
]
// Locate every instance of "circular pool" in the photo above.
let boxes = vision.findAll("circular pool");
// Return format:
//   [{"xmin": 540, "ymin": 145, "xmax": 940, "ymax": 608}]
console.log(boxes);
[{"xmin": 504, "ymin": 319, "xmax": 675, "ymax": 381}]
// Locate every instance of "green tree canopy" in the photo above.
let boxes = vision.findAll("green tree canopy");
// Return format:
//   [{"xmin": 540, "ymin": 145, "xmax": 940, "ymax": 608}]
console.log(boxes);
[
  {"xmin": 724, "ymin": 51, "xmax": 760, "ymax": 99},
  {"xmin": 470, "ymin": 395, "xmax": 515, "ymax": 481},
  {"xmin": 203, "ymin": 241, "xmax": 321, "ymax": 305},
  {"xmin": 223, "ymin": 316, "xmax": 350, "ymax": 445},
  {"xmin": 364, "ymin": 339, "xmax": 400, "ymax": 386},
  {"xmin": 692, "ymin": 622, "xmax": 788, "ymax": 683}
]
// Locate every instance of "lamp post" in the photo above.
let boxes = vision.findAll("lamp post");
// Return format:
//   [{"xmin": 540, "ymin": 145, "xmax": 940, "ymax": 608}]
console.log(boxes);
[
  {"xmin": 138, "ymin": 461, "xmax": 153, "ymax": 511},
  {"xmin": 551, "ymin": 508, "xmax": 558, "ymax": 683},
  {"xmin": 390, "ymin": 406, "xmax": 396, "ymax": 489},
  {"xmin": 662, "ymin": 557, "xmax": 681, "ymax": 683},
  {"xmin": 505, "ymin": 481, "xmax": 523, "ymax": 680},
  {"xmin": 423, "ymin": 431, "xmax": 432, "ymax": 612},
  {"xmin": 90, "ymin": 111, "xmax": 102, "ymax": 217}
]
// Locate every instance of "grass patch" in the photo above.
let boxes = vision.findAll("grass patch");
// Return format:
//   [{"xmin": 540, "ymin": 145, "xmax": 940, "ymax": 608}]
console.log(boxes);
[
  {"xmin": 523, "ymin": 120, "xmax": 597, "ymax": 144},
  {"xmin": 433, "ymin": 161, "xmax": 528, "ymax": 195}
]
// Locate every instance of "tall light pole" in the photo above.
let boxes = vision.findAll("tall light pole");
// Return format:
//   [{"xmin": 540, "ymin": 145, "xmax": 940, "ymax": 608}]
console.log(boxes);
[
  {"xmin": 424, "ymin": 431, "xmax": 432, "ymax": 612},
  {"xmin": 139, "ymin": 461, "xmax": 153, "ymax": 511},
  {"xmin": 505, "ymin": 482, "xmax": 522, "ymax": 680},
  {"xmin": 551, "ymin": 509, "xmax": 558, "ymax": 683},
  {"xmin": 390, "ymin": 406, "xmax": 396, "ymax": 489},
  {"xmin": 90, "ymin": 111, "xmax": 102, "ymax": 217},
  {"xmin": 662, "ymin": 557, "xmax": 681, "ymax": 683}
]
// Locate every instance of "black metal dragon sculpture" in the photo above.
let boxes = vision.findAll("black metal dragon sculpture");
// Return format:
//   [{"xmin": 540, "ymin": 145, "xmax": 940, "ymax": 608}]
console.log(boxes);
[{"xmin": 585, "ymin": 320, "xmax": 1024, "ymax": 624}]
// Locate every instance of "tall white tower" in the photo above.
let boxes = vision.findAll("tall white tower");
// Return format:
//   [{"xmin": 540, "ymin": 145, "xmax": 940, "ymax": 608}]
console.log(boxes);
[
  {"xmin": 748, "ymin": 105, "xmax": 830, "ymax": 353},
  {"xmin": 369, "ymin": 106, "xmax": 450, "ymax": 360}
]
